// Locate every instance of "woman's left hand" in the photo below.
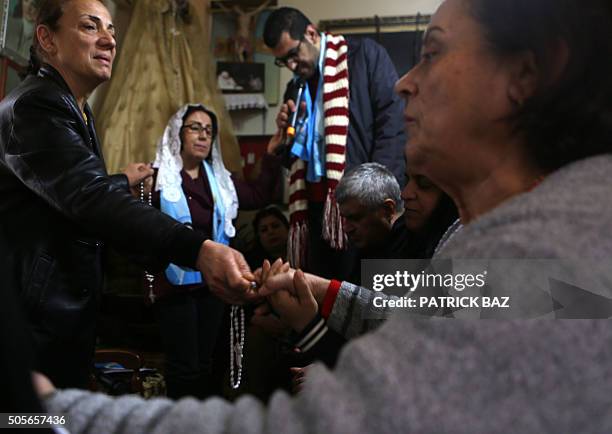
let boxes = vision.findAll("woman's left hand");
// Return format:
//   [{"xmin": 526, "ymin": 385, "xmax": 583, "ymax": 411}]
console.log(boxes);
[
  {"xmin": 31, "ymin": 372, "xmax": 55, "ymax": 399},
  {"xmin": 123, "ymin": 162, "xmax": 154, "ymax": 187},
  {"xmin": 267, "ymin": 269, "xmax": 318, "ymax": 333}
]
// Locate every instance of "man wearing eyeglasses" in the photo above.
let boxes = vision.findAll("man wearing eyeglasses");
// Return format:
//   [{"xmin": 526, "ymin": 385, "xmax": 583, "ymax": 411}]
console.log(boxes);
[{"xmin": 263, "ymin": 7, "xmax": 405, "ymax": 280}]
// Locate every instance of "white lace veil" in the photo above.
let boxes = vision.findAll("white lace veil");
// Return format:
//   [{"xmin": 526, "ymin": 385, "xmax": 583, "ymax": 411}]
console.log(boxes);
[{"xmin": 153, "ymin": 104, "xmax": 238, "ymax": 238}]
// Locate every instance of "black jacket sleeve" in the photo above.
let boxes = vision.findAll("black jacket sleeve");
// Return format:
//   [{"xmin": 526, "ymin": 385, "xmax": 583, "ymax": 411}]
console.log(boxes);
[
  {"xmin": 6, "ymin": 90, "xmax": 205, "ymax": 268},
  {"xmin": 108, "ymin": 173, "xmax": 129, "ymax": 191},
  {"xmin": 290, "ymin": 314, "xmax": 345, "ymax": 368}
]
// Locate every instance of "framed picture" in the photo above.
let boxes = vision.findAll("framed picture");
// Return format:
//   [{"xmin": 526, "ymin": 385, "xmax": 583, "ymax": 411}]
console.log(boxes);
[
  {"xmin": 211, "ymin": 2, "xmax": 279, "ymax": 105},
  {"xmin": 216, "ymin": 61, "xmax": 265, "ymax": 94},
  {"xmin": 320, "ymin": 14, "xmax": 431, "ymax": 77},
  {"xmin": 0, "ymin": 0, "xmax": 39, "ymax": 66}
]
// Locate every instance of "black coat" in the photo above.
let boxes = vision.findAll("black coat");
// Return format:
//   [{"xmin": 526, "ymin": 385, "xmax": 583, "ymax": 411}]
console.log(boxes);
[
  {"xmin": 0, "ymin": 65, "xmax": 205, "ymax": 387},
  {"xmin": 344, "ymin": 36, "xmax": 406, "ymax": 184}
]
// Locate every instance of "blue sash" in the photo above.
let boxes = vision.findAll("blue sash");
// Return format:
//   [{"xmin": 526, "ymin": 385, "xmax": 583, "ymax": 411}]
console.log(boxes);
[{"xmin": 160, "ymin": 160, "xmax": 230, "ymax": 285}]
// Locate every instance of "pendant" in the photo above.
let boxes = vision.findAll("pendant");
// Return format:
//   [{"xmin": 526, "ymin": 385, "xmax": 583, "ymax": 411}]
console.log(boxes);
[
  {"xmin": 140, "ymin": 181, "xmax": 155, "ymax": 301},
  {"xmin": 234, "ymin": 343, "xmax": 243, "ymax": 368},
  {"xmin": 229, "ymin": 305, "xmax": 246, "ymax": 389}
]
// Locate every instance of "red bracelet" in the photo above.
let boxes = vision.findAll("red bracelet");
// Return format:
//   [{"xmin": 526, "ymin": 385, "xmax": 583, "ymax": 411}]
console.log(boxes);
[{"xmin": 321, "ymin": 279, "xmax": 342, "ymax": 319}]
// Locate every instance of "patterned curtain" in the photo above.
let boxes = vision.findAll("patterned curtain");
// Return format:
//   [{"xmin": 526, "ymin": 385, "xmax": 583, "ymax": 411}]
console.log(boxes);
[{"xmin": 95, "ymin": 0, "xmax": 240, "ymax": 174}]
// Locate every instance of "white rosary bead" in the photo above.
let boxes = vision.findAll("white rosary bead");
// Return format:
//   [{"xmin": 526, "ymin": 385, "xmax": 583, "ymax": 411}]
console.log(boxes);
[
  {"xmin": 229, "ymin": 305, "xmax": 246, "ymax": 389},
  {"xmin": 140, "ymin": 181, "xmax": 155, "ymax": 302}
]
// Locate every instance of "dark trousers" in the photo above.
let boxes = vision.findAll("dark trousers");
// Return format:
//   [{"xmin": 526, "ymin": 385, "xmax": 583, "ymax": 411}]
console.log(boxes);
[
  {"xmin": 155, "ymin": 290, "xmax": 225, "ymax": 399},
  {"xmin": 30, "ymin": 327, "xmax": 96, "ymax": 390},
  {"xmin": 29, "ymin": 291, "xmax": 98, "ymax": 390}
]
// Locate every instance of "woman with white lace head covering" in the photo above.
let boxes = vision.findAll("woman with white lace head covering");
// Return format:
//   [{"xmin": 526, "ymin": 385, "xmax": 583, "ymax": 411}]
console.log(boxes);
[{"xmin": 149, "ymin": 103, "xmax": 283, "ymax": 399}]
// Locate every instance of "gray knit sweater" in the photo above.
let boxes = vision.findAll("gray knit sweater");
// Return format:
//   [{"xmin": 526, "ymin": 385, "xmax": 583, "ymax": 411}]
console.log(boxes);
[
  {"xmin": 46, "ymin": 155, "xmax": 612, "ymax": 434},
  {"xmin": 328, "ymin": 155, "xmax": 612, "ymax": 337}
]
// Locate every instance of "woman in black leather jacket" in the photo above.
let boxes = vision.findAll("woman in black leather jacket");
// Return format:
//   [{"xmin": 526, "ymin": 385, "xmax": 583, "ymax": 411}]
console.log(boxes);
[{"xmin": 0, "ymin": 0, "xmax": 257, "ymax": 389}]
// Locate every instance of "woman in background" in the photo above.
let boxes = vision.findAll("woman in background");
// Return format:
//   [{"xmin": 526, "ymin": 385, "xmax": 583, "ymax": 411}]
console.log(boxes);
[
  {"xmin": 247, "ymin": 206, "xmax": 289, "ymax": 270},
  {"xmin": 150, "ymin": 104, "xmax": 281, "ymax": 399},
  {"xmin": 401, "ymin": 166, "xmax": 458, "ymax": 259}
]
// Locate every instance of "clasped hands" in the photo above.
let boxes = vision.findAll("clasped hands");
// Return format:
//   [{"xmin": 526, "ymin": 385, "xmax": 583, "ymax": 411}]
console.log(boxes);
[
  {"xmin": 253, "ymin": 258, "xmax": 319, "ymax": 333},
  {"xmin": 197, "ymin": 240, "xmax": 324, "ymax": 333},
  {"xmin": 120, "ymin": 159, "xmax": 321, "ymax": 332}
]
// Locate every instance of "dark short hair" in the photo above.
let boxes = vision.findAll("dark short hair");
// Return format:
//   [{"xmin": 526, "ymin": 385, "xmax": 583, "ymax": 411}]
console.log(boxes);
[
  {"xmin": 467, "ymin": 0, "xmax": 612, "ymax": 171},
  {"xmin": 253, "ymin": 206, "xmax": 289, "ymax": 235},
  {"xmin": 180, "ymin": 105, "xmax": 218, "ymax": 160},
  {"xmin": 263, "ymin": 7, "xmax": 311, "ymax": 48},
  {"xmin": 182, "ymin": 105, "xmax": 218, "ymax": 140},
  {"xmin": 27, "ymin": 0, "xmax": 106, "ymax": 75}
]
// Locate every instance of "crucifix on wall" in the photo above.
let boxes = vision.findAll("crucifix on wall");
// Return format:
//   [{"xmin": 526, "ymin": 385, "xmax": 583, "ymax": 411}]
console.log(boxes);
[{"xmin": 213, "ymin": 0, "xmax": 273, "ymax": 62}]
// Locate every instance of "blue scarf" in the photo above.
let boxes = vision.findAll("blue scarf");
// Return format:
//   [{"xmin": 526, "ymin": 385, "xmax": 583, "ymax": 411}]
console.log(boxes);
[
  {"xmin": 290, "ymin": 33, "xmax": 327, "ymax": 183},
  {"xmin": 160, "ymin": 160, "xmax": 229, "ymax": 285}
]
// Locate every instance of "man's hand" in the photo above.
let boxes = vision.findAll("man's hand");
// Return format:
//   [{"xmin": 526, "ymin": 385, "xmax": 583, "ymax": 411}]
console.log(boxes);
[
  {"xmin": 196, "ymin": 240, "xmax": 258, "ymax": 304},
  {"xmin": 276, "ymin": 99, "xmax": 294, "ymax": 131},
  {"xmin": 268, "ymin": 269, "xmax": 318, "ymax": 332},
  {"xmin": 123, "ymin": 162, "xmax": 154, "ymax": 187},
  {"xmin": 276, "ymin": 99, "xmax": 307, "ymax": 132}
]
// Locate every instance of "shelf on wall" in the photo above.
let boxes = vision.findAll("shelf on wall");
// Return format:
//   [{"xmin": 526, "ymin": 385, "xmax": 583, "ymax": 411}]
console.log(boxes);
[{"xmin": 223, "ymin": 93, "xmax": 268, "ymax": 111}]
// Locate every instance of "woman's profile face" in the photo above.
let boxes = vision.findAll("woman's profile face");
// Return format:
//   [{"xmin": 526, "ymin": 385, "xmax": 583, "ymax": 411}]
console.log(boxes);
[
  {"xmin": 43, "ymin": 0, "xmax": 116, "ymax": 90},
  {"xmin": 401, "ymin": 166, "xmax": 444, "ymax": 233},
  {"xmin": 180, "ymin": 111, "xmax": 213, "ymax": 162},
  {"xmin": 395, "ymin": 0, "xmax": 518, "ymax": 183},
  {"xmin": 257, "ymin": 215, "xmax": 288, "ymax": 255}
]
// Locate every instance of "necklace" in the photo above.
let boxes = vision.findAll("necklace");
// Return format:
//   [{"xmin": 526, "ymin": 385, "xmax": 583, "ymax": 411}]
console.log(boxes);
[
  {"xmin": 229, "ymin": 305, "xmax": 245, "ymax": 389},
  {"xmin": 139, "ymin": 181, "xmax": 156, "ymax": 303}
]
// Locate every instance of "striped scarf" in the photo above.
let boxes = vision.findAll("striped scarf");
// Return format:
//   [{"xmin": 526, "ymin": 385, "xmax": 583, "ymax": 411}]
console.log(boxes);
[{"xmin": 288, "ymin": 33, "xmax": 349, "ymax": 268}]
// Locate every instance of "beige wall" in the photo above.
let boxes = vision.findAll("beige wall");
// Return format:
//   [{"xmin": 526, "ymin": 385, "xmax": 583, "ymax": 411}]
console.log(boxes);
[{"xmin": 282, "ymin": 0, "xmax": 442, "ymax": 24}]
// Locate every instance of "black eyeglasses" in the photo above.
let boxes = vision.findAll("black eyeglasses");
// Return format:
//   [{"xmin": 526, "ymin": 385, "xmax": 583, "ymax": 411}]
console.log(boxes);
[
  {"xmin": 182, "ymin": 123, "xmax": 213, "ymax": 137},
  {"xmin": 274, "ymin": 39, "xmax": 303, "ymax": 68}
]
